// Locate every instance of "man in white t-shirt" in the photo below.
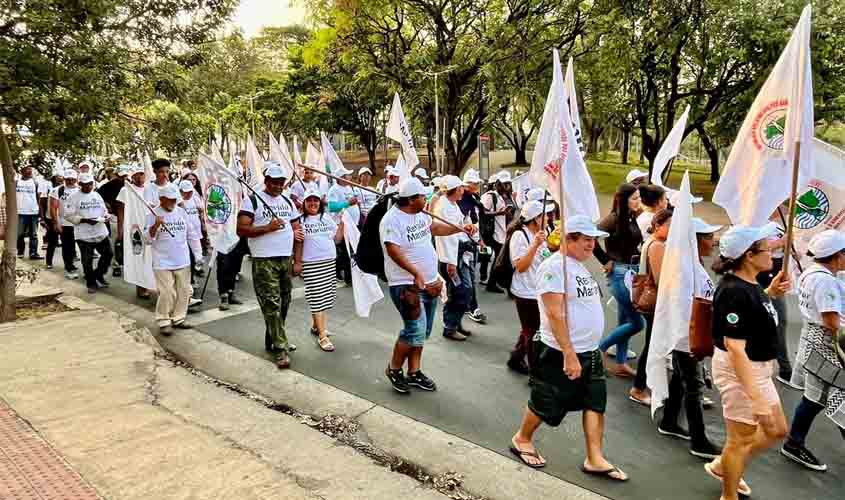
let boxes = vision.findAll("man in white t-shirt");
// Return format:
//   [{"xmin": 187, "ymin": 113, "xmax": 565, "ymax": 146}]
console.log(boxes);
[
  {"xmin": 16, "ymin": 165, "xmax": 42, "ymax": 259},
  {"xmin": 146, "ymin": 184, "xmax": 202, "ymax": 335},
  {"xmin": 510, "ymin": 215, "xmax": 628, "ymax": 482},
  {"xmin": 435, "ymin": 175, "xmax": 474, "ymax": 341},
  {"xmin": 355, "ymin": 167, "xmax": 378, "ymax": 219},
  {"xmin": 380, "ymin": 177, "xmax": 474, "ymax": 394},
  {"xmin": 144, "ymin": 158, "xmax": 175, "ymax": 208},
  {"xmin": 480, "ymin": 170, "xmax": 517, "ymax": 293},
  {"xmin": 377, "ymin": 166, "xmax": 400, "ymax": 194},
  {"xmin": 49, "ymin": 170, "xmax": 80, "ymax": 278},
  {"xmin": 65, "ymin": 174, "xmax": 113, "ymax": 293},
  {"xmin": 237, "ymin": 164, "xmax": 304, "ymax": 369},
  {"xmin": 289, "ymin": 168, "xmax": 321, "ymax": 210}
]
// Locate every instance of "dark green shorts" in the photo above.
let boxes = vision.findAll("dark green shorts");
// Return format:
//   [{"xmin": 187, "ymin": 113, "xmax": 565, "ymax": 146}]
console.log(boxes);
[{"xmin": 528, "ymin": 342, "xmax": 607, "ymax": 427}]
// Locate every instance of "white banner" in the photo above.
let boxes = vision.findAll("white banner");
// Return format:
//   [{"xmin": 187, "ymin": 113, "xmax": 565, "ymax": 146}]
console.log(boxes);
[
  {"xmin": 198, "ymin": 152, "xmax": 242, "ymax": 254},
  {"xmin": 120, "ymin": 183, "xmax": 157, "ymax": 291},
  {"xmin": 386, "ymin": 92, "xmax": 420, "ymax": 171},
  {"xmin": 342, "ymin": 210, "xmax": 384, "ymax": 317}
]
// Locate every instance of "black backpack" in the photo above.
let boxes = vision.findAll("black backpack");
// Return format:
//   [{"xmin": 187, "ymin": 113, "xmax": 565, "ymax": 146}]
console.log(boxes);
[
  {"xmin": 354, "ymin": 193, "xmax": 395, "ymax": 276},
  {"xmin": 479, "ymin": 191, "xmax": 498, "ymax": 245},
  {"xmin": 493, "ymin": 227, "xmax": 528, "ymax": 293}
]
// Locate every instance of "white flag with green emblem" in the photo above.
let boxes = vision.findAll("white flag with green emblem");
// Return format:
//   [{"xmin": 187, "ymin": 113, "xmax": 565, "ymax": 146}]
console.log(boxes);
[
  {"xmin": 197, "ymin": 152, "xmax": 241, "ymax": 254},
  {"xmin": 713, "ymin": 5, "xmax": 815, "ymax": 226}
]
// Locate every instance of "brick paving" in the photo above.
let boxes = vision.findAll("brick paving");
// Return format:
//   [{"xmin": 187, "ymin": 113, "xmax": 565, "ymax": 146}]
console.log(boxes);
[{"xmin": 0, "ymin": 400, "xmax": 101, "ymax": 500}]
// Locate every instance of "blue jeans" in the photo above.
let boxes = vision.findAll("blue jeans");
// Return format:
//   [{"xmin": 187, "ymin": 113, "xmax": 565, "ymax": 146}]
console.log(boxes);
[
  {"xmin": 17, "ymin": 214, "xmax": 39, "ymax": 256},
  {"xmin": 389, "ymin": 284, "xmax": 439, "ymax": 347},
  {"xmin": 439, "ymin": 242, "xmax": 475, "ymax": 331},
  {"xmin": 599, "ymin": 263, "xmax": 644, "ymax": 363}
]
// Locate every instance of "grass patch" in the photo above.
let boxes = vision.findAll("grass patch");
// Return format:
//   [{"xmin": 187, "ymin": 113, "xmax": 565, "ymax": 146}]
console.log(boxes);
[
  {"xmin": 586, "ymin": 157, "xmax": 715, "ymax": 200},
  {"xmin": 16, "ymin": 300, "xmax": 72, "ymax": 321}
]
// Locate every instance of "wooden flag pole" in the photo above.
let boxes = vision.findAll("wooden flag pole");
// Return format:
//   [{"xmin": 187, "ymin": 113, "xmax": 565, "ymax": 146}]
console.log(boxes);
[{"xmin": 781, "ymin": 141, "xmax": 802, "ymax": 275}]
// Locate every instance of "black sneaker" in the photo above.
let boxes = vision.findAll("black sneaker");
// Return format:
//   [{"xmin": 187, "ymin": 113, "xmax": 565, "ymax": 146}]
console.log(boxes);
[
  {"xmin": 658, "ymin": 424, "xmax": 691, "ymax": 441},
  {"xmin": 690, "ymin": 440, "xmax": 722, "ymax": 460},
  {"xmin": 228, "ymin": 293, "xmax": 244, "ymax": 305},
  {"xmin": 112, "ymin": 267, "xmax": 122, "ymax": 277},
  {"xmin": 29, "ymin": 254, "xmax": 43, "ymax": 260},
  {"xmin": 486, "ymin": 285, "xmax": 505, "ymax": 294},
  {"xmin": 96, "ymin": 278, "xmax": 110, "ymax": 288},
  {"xmin": 407, "ymin": 371, "xmax": 437, "ymax": 391},
  {"xmin": 385, "ymin": 367, "xmax": 410, "ymax": 394},
  {"xmin": 467, "ymin": 309, "xmax": 487, "ymax": 324},
  {"xmin": 219, "ymin": 295, "xmax": 230, "ymax": 311},
  {"xmin": 781, "ymin": 441, "xmax": 827, "ymax": 471}
]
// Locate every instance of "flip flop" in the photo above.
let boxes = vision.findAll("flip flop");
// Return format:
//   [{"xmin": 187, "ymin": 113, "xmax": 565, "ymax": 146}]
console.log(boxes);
[
  {"xmin": 580, "ymin": 464, "xmax": 629, "ymax": 482},
  {"xmin": 509, "ymin": 441, "xmax": 546, "ymax": 469},
  {"xmin": 704, "ymin": 462, "xmax": 751, "ymax": 496}
]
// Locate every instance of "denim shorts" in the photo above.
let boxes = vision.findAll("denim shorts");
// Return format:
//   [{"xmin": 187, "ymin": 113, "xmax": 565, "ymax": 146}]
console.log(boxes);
[{"xmin": 389, "ymin": 284, "xmax": 438, "ymax": 347}]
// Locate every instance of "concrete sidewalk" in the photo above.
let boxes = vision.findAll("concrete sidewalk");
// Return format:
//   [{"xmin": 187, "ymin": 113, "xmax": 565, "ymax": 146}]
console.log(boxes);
[{"xmin": 1, "ymin": 298, "xmax": 452, "ymax": 500}]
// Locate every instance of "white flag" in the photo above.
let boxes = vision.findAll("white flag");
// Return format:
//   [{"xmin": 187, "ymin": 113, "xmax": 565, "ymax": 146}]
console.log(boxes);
[
  {"xmin": 564, "ymin": 57, "xmax": 586, "ymax": 155},
  {"xmin": 320, "ymin": 132, "xmax": 347, "ymax": 176},
  {"xmin": 342, "ymin": 210, "xmax": 384, "ymax": 317},
  {"xmin": 139, "ymin": 150, "xmax": 154, "ymax": 181},
  {"xmin": 244, "ymin": 134, "xmax": 265, "ymax": 188},
  {"xmin": 293, "ymin": 136, "xmax": 304, "ymax": 167},
  {"xmin": 393, "ymin": 155, "xmax": 411, "ymax": 183},
  {"xmin": 646, "ymin": 171, "xmax": 698, "ymax": 417},
  {"xmin": 269, "ymin": 133, "xmax": 294, "ymax": 178},
  {"xmin": 511, "ymin": 172, "xmax": 539, "ymax": 205},
  {"xmin": 197, "ymin": 152, "xmax": 242, "ymax": 254},
  {"xmin": 529, "ymin": 49, "xmax": 600, "ymax": 220},
  {"xmin": 651, "ymin": 105, "xmax": 690, "ymax": 186},
  {"xmin": 211, "ymin": 141, "xmax": 225, "ymax": 166},
  {"xmin": 306, "ymin": 140, "xmax": 329, "ymax": 193},
  {"xmin": 713, "ymin": 5, "xmax": 814, "ymax": 225},
  {"xmin": 121, "ymin": 183, "xmax": 157, "ymax": 291},
  {"xmin": 278, "ymin": 134, "xmax": 294, "ymax": 169},
  {"xmin": 386, "ymin": 92, "xmax": 420, "ymax": 170}
]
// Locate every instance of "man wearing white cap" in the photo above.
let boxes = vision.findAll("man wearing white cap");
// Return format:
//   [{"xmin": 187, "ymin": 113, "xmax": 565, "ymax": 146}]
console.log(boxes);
[
  {"xmin": 327, "ymin": 166, "xmax": 359, "ymax": 285},
  {"xmin": 781, "ymin": 229, "xmax": 845, "ymax": 471},
  {"xmin": 65, "ymin": 173, "xmax": 113, "ymax": 293},
  {"xmin": 237, "ymin": 164, "xmax": 303, "ymax": 369},
  {"xmin": 179, "ymin": 180, "xmax": 205, "ymax": 294},
  {"xmin": 15, "ymin": 164, "xmax": 42, "ymax": 259},
  {"xmin": 480, "ymin": 170, "xmax": 517, "ymax": 292},
  {"xmin": 625, "ymin": 169, "xmax": 648, "ymax": 186},
  {"xmin": 289, "ymin": 167, "xmax": 321, "ymax": 210},
  {"xmin": 146, "ymin": 183, "xmax": 202, "ymax": 335},
  {"xmin": 381, "ymin": 177, "xmax": 474, "ymax": 393},
  {"xmin": 377, "ymin": 166, "xmax": 400, "ymax": 195},
  {"xmin": 49, "ymin": 169, "xmax": 80, "ymax": 278},
  {"xmin": 414, "ymin": 167, "xmax": 430, "ymax": 185},
  {"xmin": 356, "ymin": 167, "xmax": 378, "ymax": 219},
  {"xmin": 41, "ymin": 171, "xmax": 63, "ymax": 268},
  {"xmin": 459, "ymin": 168, "xmax": 488, "ymax": 324},
  {"xmin": 511, "ymin": 216, "xmax": 627, "ymax": 481},
  {"xmin": 435, "ymin": 175, "xmax": 475, "ymax": 341}
]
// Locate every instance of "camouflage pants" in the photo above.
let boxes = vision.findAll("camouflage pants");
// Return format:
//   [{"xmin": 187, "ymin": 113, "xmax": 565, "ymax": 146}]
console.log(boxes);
[{"xmin": 252, "ymin": 256, "xmax": 293, "ymax": 352}]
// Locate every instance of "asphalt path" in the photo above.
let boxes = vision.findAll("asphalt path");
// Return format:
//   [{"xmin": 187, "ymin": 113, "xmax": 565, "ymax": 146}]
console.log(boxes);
[{"xmin": 41, "ymin": 252, "xmax": 844, "ymax": 500}]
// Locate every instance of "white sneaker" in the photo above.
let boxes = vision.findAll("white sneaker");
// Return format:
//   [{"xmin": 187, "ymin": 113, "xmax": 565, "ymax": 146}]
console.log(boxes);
[
  {"xmin": 188, "ymin": 298, "xmax": 203, "ymax": 308},
  {"xmin": 607, "ymin": 345, "xmax": 637, "ymax": 359}
]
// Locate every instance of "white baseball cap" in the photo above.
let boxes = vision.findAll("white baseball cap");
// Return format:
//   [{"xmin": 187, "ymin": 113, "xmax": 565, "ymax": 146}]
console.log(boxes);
[
  {"xmin": 358, "ymin": 167, "xmax": 373, "ymax": 176},
  {"xmin": 63, "ymin": 169, "xmax": 78, "ymax": 180},
  {"xmin": 463, "ymin": 169, "xmax": 481, "ymax": 184},
  {"xmin": 441, "ymin": 175, "xmax": 463, "ymax": 191},
  {"xmin": 116, "ymin": 164, "xmax": 132, "ymax": 176},
  {"xmin": 719, "ymin": 223, "xmax": 779, "ymax": 259},
  {"xmin": 398, "ymin": 177, "xmax": 427, "ymax": 198},
  {"xmin": 526, "ymin": 188, "xmax": 549, "ymax": 202},
  {"xmin": 626, "ymin": 169, "xmax": 648, "ymax": 183},
  {"xmin": 159, "ymin": 184, "xmax": 180, "ymax": 200},
  {"xmin": 303, "ymin": 188, "xmax": 323, "ymax": 200},
  {"xmin": 691, "ymin": 217, "xmax": 722, "ymax": 235},
  {"xmin": 131, "ymin": 164, "xmax": 146, "ymax": 176},
  {"xmin": 78, "ymin": 173, "xmax": 95, "ymax": 184},
  {"xmin": 78, "ymin": 161, "xmax": 93, "ymax": 170},
  {"xmin": 334, "ymin": 165, "xmax": 353, "ymax": 177},
  {"xmin": 520, "ymin": 200, "xmax": 555, "ymax": 221},
  {"xmin": 414, "ymin": 168, "xmax": 429, "ymax": 179},
  {"xmin": 808, "ymin": 230, "xmax": 845, "ymax": 259},
  {"xmin": 565, "ymin": 215, "xmax": 609, "ymax": 237},
  {"xmin": 264, "ymin": 164, "xmax": 290, "ymax": 179},
  {"xmin": 496, "ymin": 171, "xmax": 512, "ymax": 183},
  {"xmin": 386, "ymin": 166, "xmax": 399, "ymax": 177},
  {"xmin": 179, "ymin": 180, "xmax": 194, "ymax": 193},
  {"xmin": 431, "ymin": 176, "xmax": 442, "ymax": 189}
]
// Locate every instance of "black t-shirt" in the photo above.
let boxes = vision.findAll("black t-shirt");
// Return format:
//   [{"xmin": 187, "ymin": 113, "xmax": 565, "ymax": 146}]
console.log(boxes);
[
  {"xmin": 712, "ymin": 273, "xmax": 779, "ymax": 361},
  {"xmin": 98, "ymin": 178, "xmax": 125, "ymax": 210}
]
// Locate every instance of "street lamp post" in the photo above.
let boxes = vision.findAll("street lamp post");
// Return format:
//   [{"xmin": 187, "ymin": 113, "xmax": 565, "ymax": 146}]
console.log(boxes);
[{"xmin": 418, "ymin": 67, "xmax": 456, "ymax": 175}]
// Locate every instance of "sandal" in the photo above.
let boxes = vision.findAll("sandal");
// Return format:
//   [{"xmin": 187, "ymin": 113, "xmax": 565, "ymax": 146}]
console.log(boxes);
[
  {"xmin": 509, "ymin": 439, "xmax": 546, "ymax": 468},
  {"xmin": 317, "ymin": 336, "xmax": 335, "ymax": 352},
  {"xmin": 704, "ymin": 462, "xmax": 751, "ymax": 496},
  {"xmin": 580, "ymin": 464, "xmax": 629, "ymax": 482}
]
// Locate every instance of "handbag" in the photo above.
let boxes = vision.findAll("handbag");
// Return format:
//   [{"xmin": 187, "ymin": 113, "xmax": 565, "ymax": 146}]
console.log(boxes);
[
  {"xmin": 689, "ymin": 297, "xmax": 714, "ymax": 360},
  {"xmin": 632, "ymin": 239, "xmax": 658, "ymax": 314},
  {"xmin": 803, "ymin": 344, "xmax": 845, "ymax": 390}
]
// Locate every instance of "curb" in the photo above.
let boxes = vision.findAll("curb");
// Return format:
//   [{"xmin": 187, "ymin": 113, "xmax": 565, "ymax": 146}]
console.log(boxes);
[{"xmin": 31, "ymin": 267, "xmax": 607, "ymax": 500}]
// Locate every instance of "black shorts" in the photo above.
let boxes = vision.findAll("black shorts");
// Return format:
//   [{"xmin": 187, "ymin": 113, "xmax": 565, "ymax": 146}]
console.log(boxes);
[{"xmin": 528, "ymin": 342, "xmax": 607, "ymax": 427}]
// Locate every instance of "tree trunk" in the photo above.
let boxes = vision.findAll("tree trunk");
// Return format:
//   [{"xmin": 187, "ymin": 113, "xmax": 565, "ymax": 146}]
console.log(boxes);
[
  {"xmin": 0, "ymin": 124, "xmax": 18, "ymax": 323},
  {"xmin": 696, "ymin": 125, "xmax": 720, "ymax": 182},
  {"xmin": 514, "ymin": 146, "xmax": 527, "ymax": 166},
  {"xmin": 621, "ymin": 129, "xmax": 631, "ymax": 165}
]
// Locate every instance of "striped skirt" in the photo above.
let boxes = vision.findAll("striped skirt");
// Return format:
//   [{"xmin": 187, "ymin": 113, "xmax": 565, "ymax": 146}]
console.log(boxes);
[{"xmin": 302, "ymin": 259, "xmax": 337, "ymax": 313}]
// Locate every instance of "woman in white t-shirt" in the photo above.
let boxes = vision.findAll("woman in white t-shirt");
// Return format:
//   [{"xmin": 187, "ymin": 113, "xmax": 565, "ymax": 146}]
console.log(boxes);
[
  {"xmin": 506, "ymin": 200, "xmax": 554, "ymax": 374},
  {"xmin": 294, "ymin": 189, "xmax": 344, "ymax": 352}
]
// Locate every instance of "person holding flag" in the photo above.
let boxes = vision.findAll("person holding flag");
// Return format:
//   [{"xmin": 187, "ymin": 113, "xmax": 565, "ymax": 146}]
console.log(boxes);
[
  {"xmin": 377, "ymin": 166, "xmax": 400, "ymax": 194},
  {"xmin": 289, "ymin": 167, "xmax": 321, "ymax": 210},
  {"xmin": 237, "ymin": 164, "xmax": 304, "ymax": 369},
  {"xmin": 145, "ymin": 184, "xmax": 201, "ymax": 336},
  {"xmin": 293, "ymin": 188, "xmax": 344, "ymax": 352}
]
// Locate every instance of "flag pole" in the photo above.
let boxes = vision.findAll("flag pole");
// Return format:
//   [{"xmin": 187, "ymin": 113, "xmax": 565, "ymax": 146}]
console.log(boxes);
[
  {"xmin": 199, "ymin": 249, "xmax": 217, "ymax": 302},
  {"xmin": 777, "ymin": 205, "xmax": 803, "ymax": 274},
  {"xmin": 297, "ymin": 162, "xmax": 476, "ymax": 241},
  {"xmin": 781, "ymin": 141, "xmax": 802, "ymax": 274}
]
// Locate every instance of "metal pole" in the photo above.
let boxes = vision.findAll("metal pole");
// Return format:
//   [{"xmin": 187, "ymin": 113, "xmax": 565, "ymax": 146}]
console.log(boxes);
[{"xmin": 434, "ymin": 73, "xmax": 440, "ymax": 174}]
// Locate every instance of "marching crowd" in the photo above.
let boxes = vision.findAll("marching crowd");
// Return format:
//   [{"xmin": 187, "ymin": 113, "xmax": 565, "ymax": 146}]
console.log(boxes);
[{"xmin": 6, "ymin": 156, "xmax": 845, "ymax": 500}]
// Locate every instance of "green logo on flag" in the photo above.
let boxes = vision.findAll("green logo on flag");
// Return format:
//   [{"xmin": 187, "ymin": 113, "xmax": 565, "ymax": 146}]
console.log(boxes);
[
  {"xmin": 794, "ymin": 187, "xmax": 829, "ymax": 229},
  {"xmin": 206, "ymin": 184, "xmax": 233, "ymax": 224}
]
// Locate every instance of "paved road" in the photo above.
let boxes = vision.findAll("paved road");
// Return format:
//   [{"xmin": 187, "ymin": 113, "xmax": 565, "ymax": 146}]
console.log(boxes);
[{"xmin": 41, "ymin": 252, "xmax": 843, "ymax": 500}]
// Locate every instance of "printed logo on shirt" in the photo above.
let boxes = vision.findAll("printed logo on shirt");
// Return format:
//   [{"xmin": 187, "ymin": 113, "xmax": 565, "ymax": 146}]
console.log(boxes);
[
  {"xmin": 405, "ymin": 220, "xmax": 431, "ymax": 242},
  {"xmin": 726, "ymin": 312, "xmax": 739, "ymax": 325},
  {"xmin": 544, "ymin": 272, "xmax": 555, "ymax": 282},
  {"xmin": 161, "ymin": 219, "xmax": 186, "ymax": 237},
  {"xmin": 575, "ymin": 275, "xmax": 600, "ymax": 299},
  {"xmin": 763, "ymin": 301, "xmax": 779, "ymax": 326},
  {"xmin": 304, "ymin": 218, "xmax": 333, "ymax": 235},
  {"xmin": 79, "ymin": 199, "xmax": 103, "ymax": 211}
]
